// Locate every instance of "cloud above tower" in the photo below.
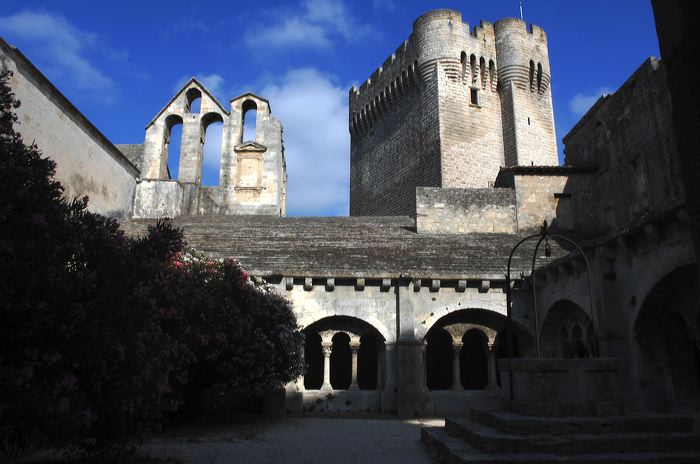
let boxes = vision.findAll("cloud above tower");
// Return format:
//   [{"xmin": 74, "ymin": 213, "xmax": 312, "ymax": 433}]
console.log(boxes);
[{"xmin": 244, "ymin": 0, "xmax": 371, "ymax": 51}]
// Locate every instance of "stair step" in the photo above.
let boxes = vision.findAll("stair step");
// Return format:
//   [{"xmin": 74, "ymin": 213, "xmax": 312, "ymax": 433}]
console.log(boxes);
[
  {"xmin": 446, "ymin": 417, "xmax": 700, "ymax": 455},
  {"xmin": 422, "ymin": 426, "xmax": 700, "ymax": 464},
  {"xmin": 470, "ymin": 408, "xmax": 695, "ymax": 435}
]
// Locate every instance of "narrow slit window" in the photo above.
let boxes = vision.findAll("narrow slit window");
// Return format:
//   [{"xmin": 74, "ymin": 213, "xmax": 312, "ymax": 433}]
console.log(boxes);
[{"xmin": 470, "ymin": 88, "xmax": 479, "ymax": 106}]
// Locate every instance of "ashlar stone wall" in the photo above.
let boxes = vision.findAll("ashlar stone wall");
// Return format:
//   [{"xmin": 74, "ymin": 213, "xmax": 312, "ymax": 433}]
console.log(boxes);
[{"xmin": 416, "ymin": 187, "xmax": 516, "ymax": 234}]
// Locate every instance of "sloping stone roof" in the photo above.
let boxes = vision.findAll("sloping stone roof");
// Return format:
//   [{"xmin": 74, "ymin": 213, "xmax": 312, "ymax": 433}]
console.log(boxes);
[
  {"xmin": 121, "ymin": 216, "xmax": 566, "ymax": 280},
  {"xmin": 115, "ymin": 144, "xmax": 144, "ymax": 170}
]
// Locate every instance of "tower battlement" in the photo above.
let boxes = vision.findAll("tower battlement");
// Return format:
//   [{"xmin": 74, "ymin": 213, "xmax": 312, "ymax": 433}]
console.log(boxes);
[{"xmin": 349, "ymin": 9, "xmax": 559, "ymax": 216}]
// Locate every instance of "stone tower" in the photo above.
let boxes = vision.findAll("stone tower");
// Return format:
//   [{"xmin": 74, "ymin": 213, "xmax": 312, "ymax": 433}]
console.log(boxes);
[
  {"xmin": 349, "ymin": 10, "xmax": 558, "ymax": 216},
  {"xmin": 134, "ymin": 79, "xmax": 287, "ymax": 217}
]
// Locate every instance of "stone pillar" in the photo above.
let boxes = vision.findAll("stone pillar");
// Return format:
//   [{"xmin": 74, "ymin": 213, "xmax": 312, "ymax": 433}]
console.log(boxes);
[
  {"xmin": 422, "ymin": 340, "xmax": 428, "ymax": 391},
  {"xmin": 295, "ymin": 344, "xmax": 306, "ymax": 392},
  {"xmin": 486, "ymin": 342, "xmax": 499, "ymax": 391},
  {"xmin": 321, "ymin": 342, "xmax": 333, "ymax": 391},
  {"xmin": 451, "ymin": 341, "xmax": 464, "ymax": 391},
  {"xmin": 349, "ymin": 341, "xmax": 360, "ymax": 390},
  {"xmin": 377, "ymin": 345, "xmax": 385, "ymax": 390}
]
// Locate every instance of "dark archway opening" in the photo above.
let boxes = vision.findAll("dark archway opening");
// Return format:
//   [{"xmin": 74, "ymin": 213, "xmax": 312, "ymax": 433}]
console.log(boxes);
[
  {"xmin": 541, "ymin": 300, "xmax": 594, "ymax": 358},
  {"xmin": 303, "ymin": 332, "xmax": 323, "ymax": 390},
  {"xmin": 635, "ymin": 264, "xmax": 700, "ymax": 409},
  {"xmin": 461, "ymin": 330, "xmax": 488, "ymax": 390},
  {"xmin": 426, "ymin": 328, "xmax": 453, "ymax": 390},
  {"xmin": 330, "ymin": 332, "xmax": 351, "ymax": 390},
  {"xmin": 662, "ymin": 312, "xmax": 700, "ymax": 403},
  {"xmin": 358, "ymin": 333, "xmax": 378, "ymax": 390}
]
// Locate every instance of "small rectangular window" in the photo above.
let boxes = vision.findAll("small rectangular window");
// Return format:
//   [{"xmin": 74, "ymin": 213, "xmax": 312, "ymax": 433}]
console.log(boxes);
[{"xmin": 470, "ymin": 88, "xmax": 479, "ymax": 106}]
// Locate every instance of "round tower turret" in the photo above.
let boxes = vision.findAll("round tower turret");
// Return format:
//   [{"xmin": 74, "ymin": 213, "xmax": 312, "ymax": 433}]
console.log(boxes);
[{"xmin": 494, "ymin": 18, "xmax": 551, "ymax": 91}]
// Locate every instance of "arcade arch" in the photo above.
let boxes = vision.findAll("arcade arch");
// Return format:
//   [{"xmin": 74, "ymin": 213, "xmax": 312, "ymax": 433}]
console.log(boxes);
[
  {"xmin": 301, "ymin": 316, "xmax": 386, "ymax": 392},
  {"xmin": 634, "ymin": 264, "xmax": 700, "ymax": 409}
]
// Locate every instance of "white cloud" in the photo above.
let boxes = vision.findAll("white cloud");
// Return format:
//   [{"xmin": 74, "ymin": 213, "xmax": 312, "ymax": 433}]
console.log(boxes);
[
  {"xmin": 246, "ymin": 0, "xmax": 370, "ymax": 51},
  {"xmin": 569, "ymin": 87, "xmax": 614, "ymax": 117},
  {"xmin": 372, "ymin": 0, "xmax": 396, "ymax": 11},
  {"xmin": 261, "ymin": 68, "xmax": 349, "ymax": 215},
  {"xmin": 0, "ymin": 11, "xmax": 115, "ymax": 99},
  {"xmin": 173, "ymin": 73, "xmax": 226, "ymax": 101}
]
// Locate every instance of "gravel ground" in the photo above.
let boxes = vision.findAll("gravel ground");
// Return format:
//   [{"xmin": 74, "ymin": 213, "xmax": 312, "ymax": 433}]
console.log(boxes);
[{"xmin": 140, "ymin": 416, "xmax": 444, "ymax": 464}]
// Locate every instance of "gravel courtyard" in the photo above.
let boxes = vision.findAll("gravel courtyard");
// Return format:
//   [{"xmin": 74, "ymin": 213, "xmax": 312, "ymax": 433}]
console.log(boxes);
[{"xmin": 140, "ymin": 416, "xmax": 443, "ymax": 464}]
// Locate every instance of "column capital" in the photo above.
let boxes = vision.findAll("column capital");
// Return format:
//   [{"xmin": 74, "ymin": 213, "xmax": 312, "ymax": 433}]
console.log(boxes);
[
  {"xmin": 452, "ymin": 341, "xmax": 464, "ymax": 350},
  {"xmin": 322, "ymin": 345, "xmax": 333, "ymax": 356}
]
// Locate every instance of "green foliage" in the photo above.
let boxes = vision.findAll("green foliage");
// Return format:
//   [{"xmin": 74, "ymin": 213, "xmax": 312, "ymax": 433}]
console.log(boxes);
[{"xmin": 0, "ymin": 71, "xmax": 303, "ymax": 459}]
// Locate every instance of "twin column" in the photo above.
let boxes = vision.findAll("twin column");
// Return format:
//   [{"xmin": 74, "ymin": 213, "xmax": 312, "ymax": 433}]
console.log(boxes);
[{"xmin": 320, "ymin": 337, "xmax": 362, "ymax": 391}]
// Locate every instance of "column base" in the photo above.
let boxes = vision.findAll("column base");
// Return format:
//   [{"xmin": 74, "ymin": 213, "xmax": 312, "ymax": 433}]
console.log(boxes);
[
  {"xmin": 320, "ymin": 383, "xmax": 333, "ymax": 392},
  {"xmin": 349, "ymin": 384, "xmax": 359, "ymax": 391}
]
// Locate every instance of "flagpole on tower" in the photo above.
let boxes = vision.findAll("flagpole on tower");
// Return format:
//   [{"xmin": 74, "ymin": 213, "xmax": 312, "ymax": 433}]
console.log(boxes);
[{"xmin": 519, "ymin": 0, "xmax": 524, "ymax": 20}]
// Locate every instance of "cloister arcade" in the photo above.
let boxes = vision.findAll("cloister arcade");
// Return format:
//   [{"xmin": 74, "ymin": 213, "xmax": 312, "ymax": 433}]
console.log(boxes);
[
  {"xmin": 300, "ymin": 316, "xmax": 385, "ymax": 392},
  {"xmin": 422, "ymin": 309, "xmax": 525, "ymax": 393}
]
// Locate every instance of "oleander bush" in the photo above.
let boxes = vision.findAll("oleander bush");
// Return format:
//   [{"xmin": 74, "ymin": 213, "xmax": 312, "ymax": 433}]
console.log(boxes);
[{"xmin": 0, "ymin": 70, "xmax": 303, "ymax": 459}]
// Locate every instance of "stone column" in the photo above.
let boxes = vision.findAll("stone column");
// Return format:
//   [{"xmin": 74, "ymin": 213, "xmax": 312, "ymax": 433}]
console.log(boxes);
[
  {"xmin": 451, "ymin": 341, "xmax": 464, "ymax": 391},
  {"xmin": 321, "ymin": 342, "xmax": 333, "ymax": 391},
  {"xmin": 349, "ymin": 341, "xmax": 360, "ymax": 390},
  {"xmin": 295, "ymin": 344, "xmax": 306, "ymax": 391},
  {"xmin": 377, "ymin": 345, "xmax": 385, "ymax": 390},
  {"xmin": 422, "ymin": 340, "xmax": 428, "ymax": 391},
  {"xmin": 486, "ymin": 342, "xmax": 499, "ymax": 391}
]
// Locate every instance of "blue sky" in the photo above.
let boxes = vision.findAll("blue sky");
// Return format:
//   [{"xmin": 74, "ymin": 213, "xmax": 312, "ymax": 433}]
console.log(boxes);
[{"xmin": 0, "ymin": 0, "xmax": 659, "ymax": 216}]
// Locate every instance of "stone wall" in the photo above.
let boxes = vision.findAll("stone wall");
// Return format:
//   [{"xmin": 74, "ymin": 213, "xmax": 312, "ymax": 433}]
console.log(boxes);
[
  {"xmin": 416, "ymin": 187, "xmax": 516, "ymax": 234},
  {"xmin": 563, "ymin": 58, "xmax": 680, "ymax": 235},
  {"xmin": 0, "ymin": 38, "xmax": 138, "ymax": 219}
]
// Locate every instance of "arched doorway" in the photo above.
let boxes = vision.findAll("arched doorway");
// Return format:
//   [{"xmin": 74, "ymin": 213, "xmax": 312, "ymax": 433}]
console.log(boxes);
[{"xmin": 635, "ymin": 264, "xmax": 700, "ymax": 409}]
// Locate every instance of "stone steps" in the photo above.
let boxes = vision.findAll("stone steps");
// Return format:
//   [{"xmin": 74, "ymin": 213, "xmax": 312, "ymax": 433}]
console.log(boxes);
[
  {"xmin": 446, "ymin": 416, "xmax": 700, "ymax": 454},
  {"xmin": 470, "ymin": 408, "xmax": 695, "ymax": 435},
  {"xmin": 422, "ymin": 427, "xmax": 700, "ymax": 464}
]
